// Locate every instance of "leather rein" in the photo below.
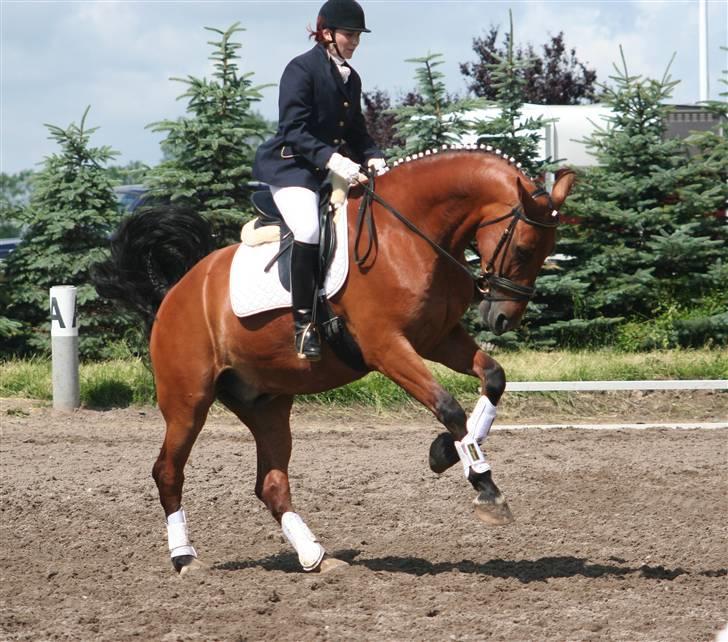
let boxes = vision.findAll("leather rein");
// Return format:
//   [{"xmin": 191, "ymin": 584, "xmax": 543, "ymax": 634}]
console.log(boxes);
[{"xmin": 354, "ymin": 171, "xmax": 558, "ymax": 303}]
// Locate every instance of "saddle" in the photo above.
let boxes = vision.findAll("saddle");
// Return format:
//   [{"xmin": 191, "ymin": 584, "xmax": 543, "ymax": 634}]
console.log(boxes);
[{"xmin": 242, "ymin": 178, "xmax": 367, "ymax": 372}]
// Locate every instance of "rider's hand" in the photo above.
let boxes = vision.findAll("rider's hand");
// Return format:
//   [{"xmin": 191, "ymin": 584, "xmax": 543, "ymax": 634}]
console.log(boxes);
[
  {"xmin": 327, "ymin": 152, "xmax": 362, "ymax": 185},
  {"xmin": 367, "ymin": 157, "xmax": 388, "ymax": 176}
]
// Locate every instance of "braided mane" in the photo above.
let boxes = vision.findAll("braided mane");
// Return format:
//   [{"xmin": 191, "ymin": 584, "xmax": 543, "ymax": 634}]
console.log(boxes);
[{"xmin": 387, "ymin": 143, "xmax": 533, "ymax": 182}]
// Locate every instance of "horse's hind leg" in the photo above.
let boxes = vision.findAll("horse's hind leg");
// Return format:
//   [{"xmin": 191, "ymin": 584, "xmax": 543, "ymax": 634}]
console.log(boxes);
[
  {"xmin": 222, "ymin": 395, "xmax": 346, "ymax": 573},
  {"xmin": 152, "ymin": 372, "xmax": 215, "ymax": 574}
]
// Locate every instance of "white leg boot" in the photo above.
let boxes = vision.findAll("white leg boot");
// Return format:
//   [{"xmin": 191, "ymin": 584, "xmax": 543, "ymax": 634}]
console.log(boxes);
[{"xmin": 281, "ymin": 511, "xmax": 325, "ymax": 571}]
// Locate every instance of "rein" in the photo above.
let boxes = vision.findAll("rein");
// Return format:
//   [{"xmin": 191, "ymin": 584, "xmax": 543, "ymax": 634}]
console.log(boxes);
[
  {"xmin": 354, "ymin": 172, "xmax": 476, "ymax": 286},
  {"xmin": 354, "ymin": 173, "xmax": 558, "ymax": 303}
]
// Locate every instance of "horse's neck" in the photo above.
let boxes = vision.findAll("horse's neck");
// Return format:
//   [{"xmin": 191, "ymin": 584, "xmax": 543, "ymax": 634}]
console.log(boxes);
[{"xmin": 383, "ymin": 155, "xmax": 516, "ymax": 250}]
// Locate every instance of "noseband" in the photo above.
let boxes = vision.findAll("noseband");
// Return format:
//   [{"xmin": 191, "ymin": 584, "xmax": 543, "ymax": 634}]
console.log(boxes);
[
  {"xmin": 475, "ymin": 187, "xmax": 559, "ymax": 302},
  {"xmin": 355, "ymin": 175, "xmax": 558, "ymax": 303}
]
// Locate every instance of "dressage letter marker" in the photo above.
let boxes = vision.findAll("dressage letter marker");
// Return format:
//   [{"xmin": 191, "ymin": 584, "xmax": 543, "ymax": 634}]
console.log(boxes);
[{"xmin": 50, "ymin": 285, "xmax": 79, "ymax": 411}]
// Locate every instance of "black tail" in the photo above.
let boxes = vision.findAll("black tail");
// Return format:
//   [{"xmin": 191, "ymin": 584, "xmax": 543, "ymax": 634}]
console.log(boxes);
[{"xmin": 93, "ymin": 206, "xmax": 215, "ymax": 333}]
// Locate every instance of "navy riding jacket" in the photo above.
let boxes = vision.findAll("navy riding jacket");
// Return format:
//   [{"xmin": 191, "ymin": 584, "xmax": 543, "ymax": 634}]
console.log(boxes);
[{"xmin": 253, "ymin": 43, "xmax": 382, "ymax": 190}]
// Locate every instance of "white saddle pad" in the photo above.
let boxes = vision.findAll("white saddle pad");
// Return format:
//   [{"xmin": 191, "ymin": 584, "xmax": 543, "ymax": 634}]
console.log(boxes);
[{"xmin": 229, "ymin": 203, "xmax": 350, "ymax": 318}]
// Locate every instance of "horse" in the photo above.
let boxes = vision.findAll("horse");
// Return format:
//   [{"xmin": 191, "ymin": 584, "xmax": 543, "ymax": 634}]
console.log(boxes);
[{"xmin": 95, "ymin": 146, "xmax": 576, "ymax": 574}]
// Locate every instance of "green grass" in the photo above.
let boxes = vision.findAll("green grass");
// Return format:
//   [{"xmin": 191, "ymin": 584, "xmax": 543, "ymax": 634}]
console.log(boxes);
[
  {"xmin": 1, "ymin": 348, "xmax": 725, "ymax": 409},
  {"xmin": 489, "ymin": 348, "xmax": 728, "ymax": 381},
  {"xmin": 304, "ymin": 348, "xmax": 727, "ymax": 408},
  {"xmin": 0, "ymin": 357, "xmax": 156, "ymax": 407}
]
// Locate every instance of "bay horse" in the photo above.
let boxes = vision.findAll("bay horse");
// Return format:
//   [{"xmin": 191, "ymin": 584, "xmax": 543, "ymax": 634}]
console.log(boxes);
[{"xmin": 96, "ymin": 146, "xmax": 575, "ymax": 574}]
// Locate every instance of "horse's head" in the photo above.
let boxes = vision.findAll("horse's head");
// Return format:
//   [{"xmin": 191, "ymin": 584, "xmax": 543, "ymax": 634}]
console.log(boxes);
[{"xmin": 475, "ymin": 169, "xmax": 576, "ymax": 335}]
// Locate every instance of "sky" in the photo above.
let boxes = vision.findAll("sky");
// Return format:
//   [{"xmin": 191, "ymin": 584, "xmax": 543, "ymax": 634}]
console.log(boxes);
[{"xmin": 1, "ymin": 0, "xmax": 727, "ymax": 175}]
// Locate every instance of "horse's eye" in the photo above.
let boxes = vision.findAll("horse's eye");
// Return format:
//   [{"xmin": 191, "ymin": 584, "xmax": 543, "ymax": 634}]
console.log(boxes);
[{"xmin": 515, "ymin": 246, "xmax": 533, "ymax": 261}]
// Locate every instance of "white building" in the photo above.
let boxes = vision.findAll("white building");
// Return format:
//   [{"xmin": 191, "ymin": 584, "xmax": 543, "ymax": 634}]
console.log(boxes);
[{"xmin": 460, "ymin": 103, "xmax": 722, "ymax": 168}]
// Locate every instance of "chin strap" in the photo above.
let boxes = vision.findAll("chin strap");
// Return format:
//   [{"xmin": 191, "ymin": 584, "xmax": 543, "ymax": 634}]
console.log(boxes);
[{"xmin": 326, "ymin": 32, "xmax": 344, "ymax": 60}]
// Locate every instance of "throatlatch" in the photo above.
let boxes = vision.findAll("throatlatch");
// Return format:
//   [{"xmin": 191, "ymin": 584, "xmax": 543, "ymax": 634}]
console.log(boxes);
[{"xmin": 455, "ymin": 396, "xmax": 497, "ymax": 477}]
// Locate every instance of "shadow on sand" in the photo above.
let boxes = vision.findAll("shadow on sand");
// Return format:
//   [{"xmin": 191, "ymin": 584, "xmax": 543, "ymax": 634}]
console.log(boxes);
[{"xmin": 214, "ymin": 550, "xmax": 725, "ymax": 583}]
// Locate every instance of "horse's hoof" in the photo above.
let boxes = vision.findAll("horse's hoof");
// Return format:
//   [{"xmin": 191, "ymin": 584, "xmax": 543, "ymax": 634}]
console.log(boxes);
[
  {"xmin": 314, "ymin": 556, "xmax": 350, "ymax": 574},
  {"xmin": 429, "ymin": 432, "xmax": 460, "ymax": 474},
  {"xmin": 172, "ymin": 555, "xmax": 206, "ymax": 576},
  {"xmin": 473, "ymin": 492, "xmax": 514, "ymax": 525}
]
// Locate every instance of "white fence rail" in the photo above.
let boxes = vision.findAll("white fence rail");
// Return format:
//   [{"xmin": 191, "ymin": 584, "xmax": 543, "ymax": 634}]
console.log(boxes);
[{"xmin": 507, "ymin": 379, "xmax": 727, "ymax": 392}]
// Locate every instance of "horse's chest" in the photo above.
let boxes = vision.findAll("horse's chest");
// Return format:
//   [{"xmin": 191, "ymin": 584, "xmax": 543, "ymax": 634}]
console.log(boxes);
[{"xmin": 410, "ymin": 285, "xmax": 471, "ymax": 344}]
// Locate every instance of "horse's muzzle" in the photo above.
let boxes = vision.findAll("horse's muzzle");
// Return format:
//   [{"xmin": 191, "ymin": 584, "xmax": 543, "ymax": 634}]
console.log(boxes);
[{"xmin": 479, "ymin": 300, "xmax": 522, "ymax": 336}]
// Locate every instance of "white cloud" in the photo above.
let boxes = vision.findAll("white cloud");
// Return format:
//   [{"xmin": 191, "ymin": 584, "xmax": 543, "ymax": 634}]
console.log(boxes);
[{"xmin": 1, "ymin": 0, "xmax": 726, "ymax": 174}]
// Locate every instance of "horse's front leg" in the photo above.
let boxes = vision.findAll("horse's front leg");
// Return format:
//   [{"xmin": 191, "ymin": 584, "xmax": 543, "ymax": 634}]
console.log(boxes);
[
  {"xmin": 370, "ymin": 333, "xmax": 512, "ymax": 525},
  {"xmin": 425, "ymin": 323, "xmax": 505, "ymax": 471},
  {"xmin": 423, "ymin": 323, "xmax": 513, "ymax": 523}
]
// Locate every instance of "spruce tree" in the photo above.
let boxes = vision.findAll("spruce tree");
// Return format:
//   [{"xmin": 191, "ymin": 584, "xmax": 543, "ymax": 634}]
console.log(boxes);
[
  {"xmin": 531, "ymin": 49, "xmax": 728, "ymax": 348},
  {"xmin": 386, "ymin": 53, "xmax": 481, "ymax": 158},
  {"xmin": 673, "ymin": 52, "xmax": 728, "ymax": 347},
  {"xmin": 146, "ymin": 23, "xmax": 272, "ymax": 246},
  {"xmin": 1, "ymin": 108, "xmax": 126, "ymax": 357},
  {"xmin": 0, "ymin": 170, "xmax": 33, "ymax": 237},
  {"xmin": 472, "ymin": 11, "xmax": 552, "ymax": 176}
]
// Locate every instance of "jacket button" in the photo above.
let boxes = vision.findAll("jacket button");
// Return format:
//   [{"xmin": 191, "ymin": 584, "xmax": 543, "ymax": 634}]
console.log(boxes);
[
  {"xmin": 339, "ymin": 121, "xmax": 345, "ymax": 127},
  {"xmin": 343, "ymin": 101, "xmax": 350, "ymax": 108},
  {"xmin": 333, "ymin": 138, "xmax": 341, "ymax": 144}
]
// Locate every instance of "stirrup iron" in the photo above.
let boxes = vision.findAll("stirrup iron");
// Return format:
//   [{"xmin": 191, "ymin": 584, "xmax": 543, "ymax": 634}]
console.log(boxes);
[{"xmin": 295, "ymin": 319, "xmax": 321, "ymax": 361}]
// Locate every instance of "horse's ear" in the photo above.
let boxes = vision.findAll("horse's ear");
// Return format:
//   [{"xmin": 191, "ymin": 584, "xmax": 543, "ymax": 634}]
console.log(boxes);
[
  {"xmin": 516, "ymin": 177, "xmax": 539, "ymax": 217},
  {"xmin": 550, "ymin": 169, "xmax": 577, "ymax": 210}
]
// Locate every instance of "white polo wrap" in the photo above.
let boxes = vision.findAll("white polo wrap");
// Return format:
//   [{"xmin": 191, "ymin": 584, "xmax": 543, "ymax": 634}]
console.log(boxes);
[
  {"xmin": 467, "ymin": 395, "xmax": 497, "ymax": 444},
  {"xmin": 166, "ymin": 508, "xmax": 197, "ymax": 559},
  {"xmin": 281, "ymin": 511, "xmax": 325, "ymax": 571}
]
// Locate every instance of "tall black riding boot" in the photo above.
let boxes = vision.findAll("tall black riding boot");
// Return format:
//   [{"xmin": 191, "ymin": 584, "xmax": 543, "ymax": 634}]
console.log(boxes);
[{"xmin": 290, "ymin": 240, "xmax": 321, "ymax": 361}]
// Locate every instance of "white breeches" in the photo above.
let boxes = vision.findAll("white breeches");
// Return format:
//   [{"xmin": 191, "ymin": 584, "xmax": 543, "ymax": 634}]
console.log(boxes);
[{"xmin": 270, "ymin": 185, "xmax": 320, "ymax": 244}]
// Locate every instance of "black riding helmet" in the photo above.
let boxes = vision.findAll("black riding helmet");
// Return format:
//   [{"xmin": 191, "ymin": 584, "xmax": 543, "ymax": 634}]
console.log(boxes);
[{"xmin": 319, "ymin": 0, "xmax": 371, "ymax": 33}]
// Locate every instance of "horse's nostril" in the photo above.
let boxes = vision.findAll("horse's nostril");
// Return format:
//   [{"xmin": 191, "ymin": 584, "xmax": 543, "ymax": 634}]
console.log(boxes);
[{"xmin": 496, "ymin": 314, "xmax": 509, "ymax": 334}]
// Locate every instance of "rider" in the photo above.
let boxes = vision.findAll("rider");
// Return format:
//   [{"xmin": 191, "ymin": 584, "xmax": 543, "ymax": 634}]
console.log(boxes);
[{"xmin": 252, "ymin": 0, "xmax": 386, "ymax": 362}]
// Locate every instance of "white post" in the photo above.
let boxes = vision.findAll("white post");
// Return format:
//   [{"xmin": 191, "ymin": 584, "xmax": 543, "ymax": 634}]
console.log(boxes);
[
  {"xmin": 50, "ymin": 285, "xmax": 79, "ymax": 410},
  {"xmin": 543, "ymin": 123, "xmax": 555, "ymax": 191},
  {"xmin": 544, "ymin": 123, "xmax": 553, "ymax": 160},
  {"xmin": 698, "ymin": 0, "xmax": 709, "ymax": 102}
]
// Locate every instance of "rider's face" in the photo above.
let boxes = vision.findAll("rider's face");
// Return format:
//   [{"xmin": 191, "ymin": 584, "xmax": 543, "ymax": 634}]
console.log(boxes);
[{"xmin": 324, "ymin": 29, "xmax": 360, "ymax": 59}]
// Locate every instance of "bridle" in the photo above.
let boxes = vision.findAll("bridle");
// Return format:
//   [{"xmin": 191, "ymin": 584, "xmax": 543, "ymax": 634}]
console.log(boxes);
[
  {"xmin": 475, "ymin": 187, "xmax": 559, "ymax": 302},
  {"xmin": 354, "ymin": 172, "xmax": 559, "ymax": 303}
]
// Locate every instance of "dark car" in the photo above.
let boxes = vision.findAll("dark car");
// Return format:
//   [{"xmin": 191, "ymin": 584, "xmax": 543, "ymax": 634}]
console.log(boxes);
[
  {"xmin": 113, "ymin": 182, "xmax": 269, "ymax": 214},
  {"xmin": 114, "ymin": 184, "xmax": 152, "ymax": 214},
  {"xmin": 0, "ymin": 185, "xmax": 151, "ymax": 263},
  {"xmin": 0, "ymin": 182, "xmax": 271, "ymax": 263},
  {"xmin": 0, "ymin": 237, "xmax": 22, "ymax": 262}
]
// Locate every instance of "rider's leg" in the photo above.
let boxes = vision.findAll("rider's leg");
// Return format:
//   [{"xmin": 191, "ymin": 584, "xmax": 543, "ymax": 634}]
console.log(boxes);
[{"xmin": 270, "ymin": 186, "xmax": 321, "ymax": 361}]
